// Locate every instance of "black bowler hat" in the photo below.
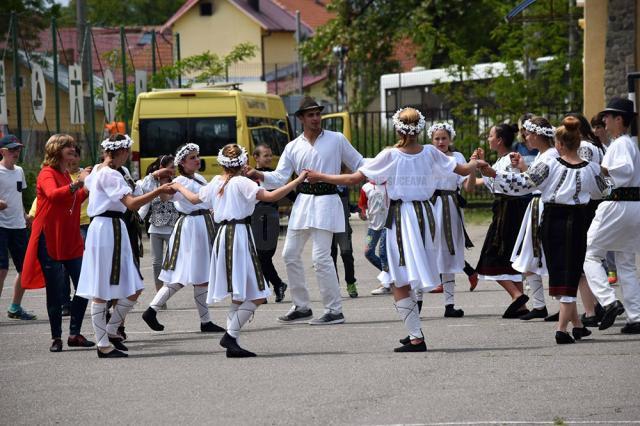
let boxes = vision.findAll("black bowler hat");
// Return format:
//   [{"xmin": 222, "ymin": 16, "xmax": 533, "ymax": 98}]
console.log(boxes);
[
  {"xmin": 599, "ymin": 97, "xmax": 637, "ymax": 116},
  {"xmin": 295, "ymin": 96, "xmax": 324, "ymax": 117}
]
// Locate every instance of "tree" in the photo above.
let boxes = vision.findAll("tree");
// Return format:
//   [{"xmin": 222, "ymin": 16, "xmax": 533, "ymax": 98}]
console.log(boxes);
[
  {"xmin": 0, "ymin": 0, "xmax": 61, "ymax": 50},
  {"xmin": 301, "ymin": 0, "xmax": 582, "ymax": 119},
  {"xmin": 57, "ymin": 0, "xmax": 184, "ymax": 27}
]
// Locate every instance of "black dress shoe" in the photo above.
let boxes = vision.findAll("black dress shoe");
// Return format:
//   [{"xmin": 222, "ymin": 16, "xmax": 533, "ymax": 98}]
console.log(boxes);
[
  {"xmin": 572, "ymin": 327, "xmax": 592, "ymax": 340},
  {"xmin": 599, "ymin": 300, "xmax": 625, "ymax": 330},
  {"xmin": 67, "ymin": 334, "xmax": 96, "ymax": 348},
  {"xmin": 219, "ymin": 333, "xmax": 256, "ymax": 358},
  {"xmin": 581, "ymin": 314, "xmax": 599, "ymax": 328},
  {"xmin": 97, "ymin": 348, "xmax": 128, "ymax": 358},
  {"xmin": 109, "ymin": 336, "xmax": 128, "ymax": 351},
  {"xmin": 200, "ymin": 321, "xmax": 225, "ymax": 333},
  {"xmin": 444, "ymin": 304, "xmax": 464, "ymax": 318},
  {"xmin": 621, "ymin": 322, "xmax": 640, "ymax": 334},
  {"xmin": 394, "ymin": 341, "xmax": 427, "ymax": 352},
  {"xmin": 544, "ymin": 311, "xmax": 560, "ymax": 322},
  {"xmin": 142, "ymin": 307, "xmax": 165, "ymax": 331},
  {"xmin": 49, "ymin": 338, "xmax": 63, "ymax": 352},
  {"xmin": 502, "ymin": 295, "xmax": 529, "ymax": 318},
  {"xmin": 399, "ymin": 335, "xmax": 410, "ymax": 345},
  {"xmin": 555, "ymin": 331, "xmax": 575, "ymax": 344},
  {"xmin": 520, "ymin": 307, "xmax": 548, "ymax": 320}
]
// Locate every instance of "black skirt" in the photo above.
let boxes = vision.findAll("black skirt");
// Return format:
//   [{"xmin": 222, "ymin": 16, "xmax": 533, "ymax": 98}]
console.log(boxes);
[
  {"xmin": 476, "ymin": 195, "xmax": 529, "ymax": 277},
  {"xmin": 541, "ymin": 203, "xmax": 589, "ymax": 297}
]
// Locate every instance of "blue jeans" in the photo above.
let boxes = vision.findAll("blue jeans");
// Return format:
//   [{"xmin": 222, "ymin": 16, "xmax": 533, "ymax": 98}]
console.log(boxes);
[
  {"xmin": 364, "ymin": 228, "xmax": 388, "ymax": 272},
  {"xmin": 37, "ymin": 234, "xmax": 87, "ymax": 338}
]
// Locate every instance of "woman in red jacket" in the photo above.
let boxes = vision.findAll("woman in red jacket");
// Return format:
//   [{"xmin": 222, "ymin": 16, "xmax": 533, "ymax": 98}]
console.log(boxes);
[{"xmin": 22, "ymin": 134, "xmax": 94, "ymax": 352}]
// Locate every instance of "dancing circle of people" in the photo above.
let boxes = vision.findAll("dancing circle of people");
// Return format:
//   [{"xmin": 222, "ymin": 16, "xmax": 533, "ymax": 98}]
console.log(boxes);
[{"xmin": 3, "ymin": 95, "xmax": 639, "ymax": 358}]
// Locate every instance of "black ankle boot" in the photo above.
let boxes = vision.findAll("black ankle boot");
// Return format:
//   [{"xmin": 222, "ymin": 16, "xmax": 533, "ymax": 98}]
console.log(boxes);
[
  {"xmin": 444, "ymin": 304, "xmax": 464, "ymax": 318},
  {"xmin": 220, "ymin": 333, "xmax": 256, "ymax": 358},
  {"xmin": 142, "ymin": 307, "xmax": 164, "ymax": 331}
]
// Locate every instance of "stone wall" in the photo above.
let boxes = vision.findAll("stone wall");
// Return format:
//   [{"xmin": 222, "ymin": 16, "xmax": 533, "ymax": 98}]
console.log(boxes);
[{"xmin": 605, "ymin": 0, "xmax": 637, "ymax": 101}]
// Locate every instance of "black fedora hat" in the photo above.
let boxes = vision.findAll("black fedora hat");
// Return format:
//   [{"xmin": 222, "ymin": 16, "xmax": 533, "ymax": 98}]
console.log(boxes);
[
  {"xmin": 295, "ymin": 96, "xmax": 324, "ymax": 116},
  {"xmin": 599, "ymin": 97, "xmax": 637, "ymax": 116}
]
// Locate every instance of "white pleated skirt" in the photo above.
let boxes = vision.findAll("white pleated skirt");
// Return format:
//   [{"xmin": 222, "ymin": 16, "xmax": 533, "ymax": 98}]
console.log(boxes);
[
  {"xmin": 510, "ymin": 197, "xmax": 548, "ymax": 276},
  {"xmin": 381, "ymin": 202, "xmax": 440, "ymax": 291},
  {"xmin": 432, "ymin": 195, "xmax": 466, "ymax": 274},
  {"xmin": 77, "ymin": 217, "xmax": 144, "ymax": 300},
  {"xmin": 159, "ymin": 215, "xmax": 212, "ymax": 286},
  {"xmin": 208, "ymin": 224, "xmax": 271, "ymax": 303}
]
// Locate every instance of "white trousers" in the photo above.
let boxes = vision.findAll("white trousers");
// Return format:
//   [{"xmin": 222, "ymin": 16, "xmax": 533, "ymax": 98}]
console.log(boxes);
[
  {"xmin": 282, "ymin": 227, "xmax": 342, "ymax": 314},
  {"xmin": 584, "ymin": 248, "xmax": 640, "ymax": 323}
]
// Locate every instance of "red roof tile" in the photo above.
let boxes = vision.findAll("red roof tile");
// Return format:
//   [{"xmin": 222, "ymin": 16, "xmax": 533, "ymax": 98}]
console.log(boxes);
[{"xmin": 272, "ymin": 0, "xmax": 334, "ymax": 30}]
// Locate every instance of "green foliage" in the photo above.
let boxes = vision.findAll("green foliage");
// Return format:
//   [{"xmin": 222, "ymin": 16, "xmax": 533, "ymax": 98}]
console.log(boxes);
[
  {"xmin": 56, "ymin": 0, "xmax": 184, "ymax": 27},
  {"xmin": 0, "ymin": 0, "xmax": 60, "ymax": 50},
  {"xmin": 302, "ymin": 0, "xmax": 582, "ymax": 119},
  {"xmin": 149, "ymin": 43, "xmax": 258, "ymax": 89}
]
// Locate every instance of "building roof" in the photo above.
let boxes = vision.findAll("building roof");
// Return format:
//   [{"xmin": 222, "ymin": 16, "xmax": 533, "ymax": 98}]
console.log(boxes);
[
  {"xmin": 161, "ymin": 0, "xmax": 313, "ymax": 35},
  {"xmin": 272, "ymin": 0, "xmax": 335, "ymax": 30},
  {"xmin": 32, "ymin": 27, "xmax": 173, "ymax": 84}
]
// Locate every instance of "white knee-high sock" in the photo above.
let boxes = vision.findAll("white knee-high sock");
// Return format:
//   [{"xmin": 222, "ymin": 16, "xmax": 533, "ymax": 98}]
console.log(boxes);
[
  {"xmin": 91, "ymin": 302, "xmax": 109, "ymax": 348},
  {"xmin": 106, "ymin": 299, "xmax": 136, "ymax": 336},
  {"xmin": 527, "ymin": 274, "xmax": 546, "ymax": 309},
  {"xmin": 193, "ymin": 286, "xmax": 211, "ymax": 324},
  {"xmin": 226, "ymin": 301, "xmax": 258, "ymax": 339},
  {"xmin": 394, "ymin": 297, "xmax": 423, "ymax": 340},
  {"xmin": 442, "ymin": 273, "xmax": 456, "ymax": 306},
  {"xmin": 150, "ymin": 283, "xmax": 183, "ymax": 311},
  {"xmin": 413, "ymin": 289, "xmax": 423, "ymax": 302}
]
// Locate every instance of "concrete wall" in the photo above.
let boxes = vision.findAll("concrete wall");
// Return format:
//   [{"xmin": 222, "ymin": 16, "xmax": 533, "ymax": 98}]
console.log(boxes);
[{"xmin": 604, "ymin": 0, "xmax": 637, "ymax": 102}]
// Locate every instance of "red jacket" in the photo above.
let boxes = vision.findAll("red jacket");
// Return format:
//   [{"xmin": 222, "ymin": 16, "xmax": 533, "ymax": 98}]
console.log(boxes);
[{"xmin": 22, "ymin": 166, "xmax": 88, "ymax": 289}]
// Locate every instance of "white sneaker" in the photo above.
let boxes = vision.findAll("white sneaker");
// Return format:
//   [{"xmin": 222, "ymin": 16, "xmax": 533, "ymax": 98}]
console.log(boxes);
[{"xmin": 371, "ymin": 285, "xmax": 391, "ymax": 295}]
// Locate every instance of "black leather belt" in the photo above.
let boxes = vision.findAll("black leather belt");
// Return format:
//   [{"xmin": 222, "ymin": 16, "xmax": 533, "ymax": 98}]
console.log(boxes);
[
  {"xmin": 298, "ymin": 182, "xmax": 338, "ymax": 195},
  {"xmin": 606, "ymin": 187, "xmax": 640, "ymax": 201}
]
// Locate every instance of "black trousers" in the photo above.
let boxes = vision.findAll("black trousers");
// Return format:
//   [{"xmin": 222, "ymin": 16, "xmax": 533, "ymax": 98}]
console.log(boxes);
[{"xmin": 257, "ymin": 248, "xmax": 284, "ymax": 288}]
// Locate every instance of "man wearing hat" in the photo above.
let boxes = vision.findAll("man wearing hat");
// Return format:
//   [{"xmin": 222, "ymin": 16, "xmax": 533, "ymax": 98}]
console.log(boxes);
[
  {"xmin": 584, "ymin": 97, "xmax": 640, "ymax": 334},
  {"xmin": 247, "ymin": 96, "xmax": 364, "ymax": 325},
  {"xmin": 0, "ymin": 134, "xmax": 37, "ymax": 321}
]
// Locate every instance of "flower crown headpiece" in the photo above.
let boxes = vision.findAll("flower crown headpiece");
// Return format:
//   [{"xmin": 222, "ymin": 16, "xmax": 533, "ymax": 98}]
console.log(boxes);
[
  {"xmin": 427, "ymin": 122, "xmax": 456, "ymax": 140},
  {"xmin": 392, "ymin": 108, "xmax": 427, "ymax": 135},
  {"xmin": 523, "ymin": 119, "xmax": 555, "ymax": 138},
  {"xmin": 174, "ymin": 143, "xmax": 200, "ymax": 166},
  {"xmin": 101, "ymin": 134, "xmax": 133, "ymax": 151},
  {"xmin": 217, "ymin": 146, "xmax": 248, "ymax": 168}
]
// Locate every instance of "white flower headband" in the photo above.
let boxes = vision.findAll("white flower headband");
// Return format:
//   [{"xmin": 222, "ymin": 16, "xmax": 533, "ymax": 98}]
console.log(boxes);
[
  {"xmin": 427, "ymin": 122, "xmax": 456, "ymax": 140},
  {"xmin": 101, "ymin": 134, "xmax": 133, "ymax": 151},
  {"xmin": 217, "ymin": 146, "xmax": 248, "ymax": 168},
  {"xmin": 174, "ymin": 143, "xmax": 200, "ymax": 166},
  {"xmin": 392, "ymin": 108, "xmax": 427, "ymax": 135},
  {"xmin": 523, "ymin": 119, "xmax": 555, "ymax": 138}
]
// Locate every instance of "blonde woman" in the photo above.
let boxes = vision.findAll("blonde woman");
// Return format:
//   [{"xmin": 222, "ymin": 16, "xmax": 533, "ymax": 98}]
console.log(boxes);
[{"xmin": 307, "ymin": 107, "xmax": 479, "ymax": 352}]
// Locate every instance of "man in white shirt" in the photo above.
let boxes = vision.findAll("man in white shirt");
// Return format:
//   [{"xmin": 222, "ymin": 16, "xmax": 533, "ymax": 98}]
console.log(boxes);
[
  {"xmin": 584, "ymin": 98, "xmax": 640, "ymax": 334},
  {"xmin": 247, "ymin": 97, "xmax": 364, "ymax": 324},
  {"xmin": 0, "ymin": 134, "xmax": 36, "ymax": 320}
]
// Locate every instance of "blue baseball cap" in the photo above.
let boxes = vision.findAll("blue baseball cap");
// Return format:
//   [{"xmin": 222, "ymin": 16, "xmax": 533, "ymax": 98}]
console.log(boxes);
[{"xmin": 0, "ymin": 134, "xmax": 23, "ymax": 149}]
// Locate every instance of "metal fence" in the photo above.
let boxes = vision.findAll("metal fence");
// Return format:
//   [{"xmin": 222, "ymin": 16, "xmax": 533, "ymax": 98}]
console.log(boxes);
[{"xmin": 290, "ymin": 107, "xmax": 571, "ymax": 204}]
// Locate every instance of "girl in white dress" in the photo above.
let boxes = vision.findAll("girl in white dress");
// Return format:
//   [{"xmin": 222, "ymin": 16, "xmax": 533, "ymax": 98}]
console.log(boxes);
[
  {"xmin": 479, "ymin": 116, "xmax": 609, "ymax": 344},
  {"xmin": 307, "ymin": 108, "xmax": 479, "ymax": 352},
  {"xmin": 427, "ymin": 122, "xmax": 473, "ymax": 318},
  {"xmin": 142, "ymin": 143, "xmax": 224, "ymax": 333},
  {"xmin": 76, "ymin": 134, "xmax": 173, "ymax": 358},
  {"xmin": 172, "ymin": 144, "xmax": 306, "ymax": 357},
  {"xmin": 509, "ymin": 117, "xmax": 558, "ymax": 321}
]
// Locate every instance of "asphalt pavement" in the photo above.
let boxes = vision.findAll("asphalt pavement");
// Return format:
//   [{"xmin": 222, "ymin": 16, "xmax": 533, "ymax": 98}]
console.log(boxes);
[{"xmin": 1, "ymin": 219, "xmax": 639, "ymax": 425}]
